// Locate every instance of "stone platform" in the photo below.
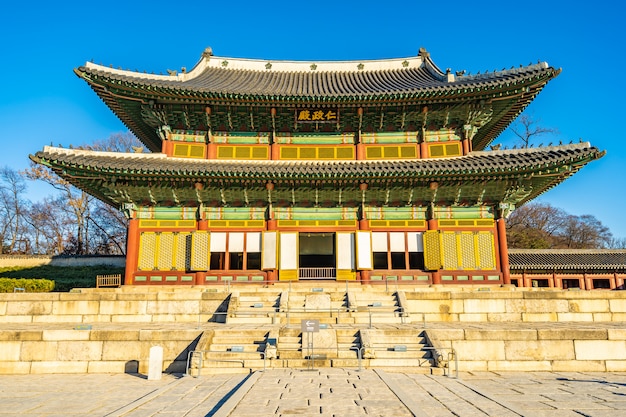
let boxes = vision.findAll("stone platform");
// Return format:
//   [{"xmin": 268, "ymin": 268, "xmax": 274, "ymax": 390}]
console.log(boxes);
[{"xmin": 1, "ymin": 284, "xmax": 626, "ymax": 375}]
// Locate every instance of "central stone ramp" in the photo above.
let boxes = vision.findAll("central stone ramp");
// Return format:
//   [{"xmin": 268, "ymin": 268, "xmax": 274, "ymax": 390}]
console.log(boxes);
[{"xmin": 215, "ymin": 368, "xmax": 416, "ymax": 416}]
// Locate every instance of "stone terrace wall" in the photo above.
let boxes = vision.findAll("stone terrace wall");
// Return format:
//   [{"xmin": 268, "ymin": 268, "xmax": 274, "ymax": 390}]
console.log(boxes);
[
  {"xmin": 427, "ymin": 326, "xmax": 626, "ymax": 372},
  {"xmin": 0, "ymin": 289, "xmax": 228, "ymax": 324},
  {"xmin": 403, "ymin": 288, "xmax": 626, "ymax": 323}
]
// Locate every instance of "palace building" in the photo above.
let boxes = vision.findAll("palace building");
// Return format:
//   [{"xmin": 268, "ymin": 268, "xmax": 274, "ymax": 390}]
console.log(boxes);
[{"xmin": 30, "ymin": 47, "xmax": 603, "ymax": 287}]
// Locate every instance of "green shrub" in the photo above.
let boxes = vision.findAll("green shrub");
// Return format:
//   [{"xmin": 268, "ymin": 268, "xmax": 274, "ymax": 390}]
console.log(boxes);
[
  {"xmin": 0, "ymin": 266, "xmax": 125, "ymax": 292},
  {"xmin": 0, "ymin": 278, "xmax": 55, "ymax": 293}
]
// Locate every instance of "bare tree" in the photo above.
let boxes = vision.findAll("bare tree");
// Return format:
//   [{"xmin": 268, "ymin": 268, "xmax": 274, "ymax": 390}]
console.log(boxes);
[
  {"xmin": 507, "ymin": 202, "xmax": 613, "ymax": 249},
  {"xmin": 22, "ymin": 131, "xmax": 142, "ymax": 255},
  {"xmin": 510, "ymin": 114, "xmax": 558, "ymax": 148},
  {"xmin": 0, "ymin": 167, "xmax": 30, "ymax": 253}
]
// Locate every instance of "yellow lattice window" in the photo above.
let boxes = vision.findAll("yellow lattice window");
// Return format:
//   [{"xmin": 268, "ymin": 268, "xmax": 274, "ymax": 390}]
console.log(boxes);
[
  {"xmin": 477, "ymin": 231, "xmax": 496, "ymax": 270},
  {"xmin": 190, "ymin": 231, "xmax": 210, "ymax": 271},
  {"xmin": 216, "ymin": 145, "xmax": 269, "ymax": 160},
  {"xmin": 441, "ymin": 232, "xmax": 459, "ymax": 270},
  {"xmin": 427, "ymin": 141, "xmax": 462, "ymax": 158},
  {"xmin": 422, "ymin": 231, "xmax": 441, "ymax": 270},
  {"xmin": 138, "ymin": 232, "xmax": 157, "ymax": 271},
  {"xmin": 175, "ymin": 233, "xmax": 191, "ymax": 271},
  {"xmin": 279, "ymin": 146, "xmax": 354, "ymax": 160},
  {"xmin": 157, "ymin": 233, "xmax": 175, "ymax": 271},
  {"xmin": 365, "ymin": 145, "xmax": 417, "ymax": 160},
  {"xmin": 459, "ymin": 232, "xmax": 476, "ymax": 270},
  {"xmin": 172, "ymin": 143, "xmax": 206, "ymax": 159}
]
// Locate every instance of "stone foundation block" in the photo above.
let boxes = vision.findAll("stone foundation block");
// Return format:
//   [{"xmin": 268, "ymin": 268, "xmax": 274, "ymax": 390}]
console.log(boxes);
[
  {"xmin": 6, "ymin": 301, "xmax": 53, "ymax": 316},
  {"xmin": 465, "ymin": 329, "xmax": 537, "ymax": 341},
  {"xmin": 552, "ymin": 360, "xmax": 606, "ymax": 372},
  {"xmin": 0, "ymin": 361, "xmax": 31, "ymax": 374},
  {"xmin": 21, "ymin": 341, "xmax": 59, "ymax": 361},
  {"xmin": 608, "ymin": 328, "xmax": 626, "ymax": 340},
  {"xmin": 0, "ymin": 315, "xmax": 33, "ymax": 323},
  {"xmin": 42, "ymin": 330, "xmax": 91, "ymax": 341},
  {"xmin": 87, "ymin": 360, "xmax": 135, "ymax": 373},
  {"xmin": 537, "ymin": 328, "xmax": 607, "ymax": 340},
  {"xmin": 146, "ymin": 300, "xmax": 199, "ymax": 315},
  {"xmin": 99, "ymin": 300, "xmax": 147, "ymax": 315},
  {"xmin": 575, "ymin": 340, "xmax": 626, "ymax": 360},
  {"xmin": 457, "ymin": 360, "xmax": 488, "ymax": 372},
  {"xmin": 57, "ymin": 341, "xmax": 103, "ymax": 361},
  {"xmin": 52, "ymin": 300, "xmax": 100, "ymax": 315},
  {"xmin": 464, "ymin": 299, "xmax": 506, "ymax": 313},
  {"xmin": 557, "ymin": 312, "xmax": 594, "ymax": 322},
  {"xmin": 504, "ymin": 340, "xmax": 575, "ymax": 361},
  {"xmin": 567, "ymin": 299, "xmax": 609, "ymax": 313},
  {"xmin": 102, "ymin": 341, "xmax": 144, "ymax": 360},
  {"xmin": 605, "ymin": 361, "xmax": 626, "ymax": 371},
  {"xmin": 507, "ymin": 299, "xmax": 569, "ymax": 313},
  {"xmin": 488, "ymin": 360, "xmax": 552, "ymax": 372},
  {"xmin": 486, "ymin": 313, "xmax": 523, "ymax": 322},
  {"xmin": 34, "ymin": 315, "xmax": 83, "ymax": 323},
  {"xmin": 609, "ymin": 299, "xmax": 626, "ymax": 313},
  {"xmin": 521, "ymin": 312, "xmax": 559, "ymax": 322},
  {"xmin": 0, "ymin": 330, "xmax": 42, "ymax": 341},
  {"xmin": 459, "ymin": 313, "xmax": 488, "ymax": 321},
  {"xmin": 30, "ymin": 361, "xmax": 89, "ymax": 374},
  {"xmin": 453, "ymin": 340, "xmax": 505, "ymax": 361},
  {"xmin": 111, "ymin": 314, "xmax": 153, "ymax": 323},
  {"xmin": 0, "ymin": 341, "xmax": 21, "ymax": 361}
]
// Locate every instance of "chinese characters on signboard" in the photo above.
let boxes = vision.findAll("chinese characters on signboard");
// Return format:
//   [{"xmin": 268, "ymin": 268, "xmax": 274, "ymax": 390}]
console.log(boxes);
[{"xmin": 295, "ymin": 108, "xmax": 339, "ymax": 123}]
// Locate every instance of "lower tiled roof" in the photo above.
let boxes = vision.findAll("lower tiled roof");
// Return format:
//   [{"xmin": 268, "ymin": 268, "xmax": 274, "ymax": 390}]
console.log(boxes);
[
  {"xmin": 31, "ymin": 142, "xmax": 601, "ymax": 180},
  {"xmin": 509, "ymin": 249, "xmax": 626, "ymax": 272}
]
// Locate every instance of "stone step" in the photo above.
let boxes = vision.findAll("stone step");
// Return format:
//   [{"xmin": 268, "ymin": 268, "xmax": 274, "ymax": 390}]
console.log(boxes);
[
  {"xmin": 225, "ymin": 316, "xmax": 274, "ymax": 324},
  {"xmin": 208, "ymin": 344, "xmax": 266, "ymax": 353},
  {"xmin": 204, "ymin": 351, "xmax": 263, "ymax": 361}
]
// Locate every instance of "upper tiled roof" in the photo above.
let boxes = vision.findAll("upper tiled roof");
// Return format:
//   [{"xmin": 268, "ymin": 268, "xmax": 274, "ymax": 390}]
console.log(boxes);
[
  {"xmin": 509, "ymin": 249, "xmax": 626, "ymax": 272},
  {"xmin": 76, "ymin": 48, "xmax": 558, "ymax": 100}
]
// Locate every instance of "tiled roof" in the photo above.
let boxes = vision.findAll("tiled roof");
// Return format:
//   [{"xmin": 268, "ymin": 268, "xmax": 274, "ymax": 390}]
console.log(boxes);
[
  {"xmin": 31, "ymin": 142, "xmax": 600, "ymax": 181},
  {"xmin": 76, "ymin": 50, "xmax": 557, "ymax": 100},
  {"xmin": 509, "ymin": 249, "xmax": 626, "ymax": 271},
  {"xmin": 29, "ymin": 143, "xmax": 602, "ymax": 208}
]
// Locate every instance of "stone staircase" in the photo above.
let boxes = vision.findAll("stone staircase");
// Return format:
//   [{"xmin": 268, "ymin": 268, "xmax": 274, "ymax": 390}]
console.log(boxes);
[
  {"xmin": 187, "ymin": 325, "xmax": 436, "ymax": 375},
  {"xmin": 360, "ymin": 328, "xmax": 433, "ymax": 371},
  {"xmin": 225, "ymin": 291, "xmax": 281, "ymax": 324}
]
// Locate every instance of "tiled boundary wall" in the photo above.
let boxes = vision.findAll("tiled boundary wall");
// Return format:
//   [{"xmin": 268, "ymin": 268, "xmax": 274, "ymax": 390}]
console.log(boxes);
[{"xmin": 0, "ymin": 255, "xmax": 125, "ymax": 268}]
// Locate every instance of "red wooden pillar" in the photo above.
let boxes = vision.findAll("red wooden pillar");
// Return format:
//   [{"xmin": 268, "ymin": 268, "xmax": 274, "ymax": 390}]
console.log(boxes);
[
  {"xmin": 125, "ymin": 218, "xmax": 140, "ymax": 285},
  {"xmin": 195, "ymin": 217, "xmax": 208, "ymax": 285},
  {"xmin": 265, "ymin": 181, "xmax": 278, "ymax": 282},
  {"xmin": 462, "ymin": 138, "xmax": 470, "ymax": 155},
  {"xmin": 496, "ymin": 217, "xmax": 511, "ymax": 285},
  {"xmin": 419, "ymin": 141, "xmax": 428, "ymax": 159},
  {"xmin": 427, "ymin": 217, "xmax": 441, "ymax": 285},
  {"xmin": 358, "ymin": 197, "xmax": 370, "ymax": 284}
]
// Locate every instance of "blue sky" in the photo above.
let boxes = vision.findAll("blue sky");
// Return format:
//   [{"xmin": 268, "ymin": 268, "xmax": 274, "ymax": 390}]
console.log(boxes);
[{"xmin": 2, "ymin": 1, "xmax": 624, "ymax": 238}]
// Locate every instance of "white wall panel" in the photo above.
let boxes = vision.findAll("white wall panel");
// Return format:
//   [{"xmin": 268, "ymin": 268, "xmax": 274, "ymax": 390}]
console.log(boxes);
[
  {"xmin": 356, "ymin": 231, "xmax": 373, "ymax": 270},
  {"xmin": 336, "ymin": 232, "xmax": 355, "ymax": 270},
  {"xmin": 228, "ymin": 232, "xmax": 245, "ymax": 252},
  {"xmin": 371, "ymin": 232, "xmax": 387, "ymax": 252},
  {"xmin": 210, "ymin": 232, "xmax": 227, "ymax": 252},
  {"xmin": 261, "ymin": 231, "xmax": 277, "ymax": 270}
]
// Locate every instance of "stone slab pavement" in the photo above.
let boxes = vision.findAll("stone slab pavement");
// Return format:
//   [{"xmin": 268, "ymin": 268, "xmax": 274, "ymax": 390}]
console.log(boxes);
[{"xmin": 1, "ymin": 369, "xmax": 626, "ymax": 416}]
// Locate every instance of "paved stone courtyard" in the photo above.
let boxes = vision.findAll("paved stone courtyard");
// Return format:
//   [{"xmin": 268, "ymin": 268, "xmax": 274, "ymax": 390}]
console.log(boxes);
[{"xmin": 1, "ymin": 369, "xmax": 626, "ymax": 416}]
